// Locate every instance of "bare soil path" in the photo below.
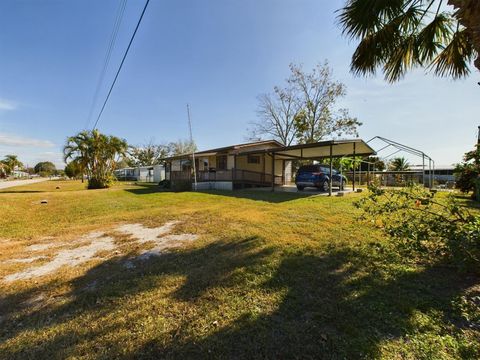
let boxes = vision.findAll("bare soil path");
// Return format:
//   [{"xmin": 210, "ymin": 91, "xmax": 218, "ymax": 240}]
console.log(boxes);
[{"xmin": 0, "ymin": 178, "xmax": 48, "ymax": 190}]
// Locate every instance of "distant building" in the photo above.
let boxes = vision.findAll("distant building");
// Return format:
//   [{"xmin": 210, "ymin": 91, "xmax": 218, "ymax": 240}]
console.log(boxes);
[{"xmin": 114, "ymin": 165, "xmax": 165, "ymax": 183}]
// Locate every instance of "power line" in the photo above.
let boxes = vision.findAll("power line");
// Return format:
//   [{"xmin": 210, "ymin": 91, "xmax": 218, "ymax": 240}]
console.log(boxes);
[
  {"xmin": 92, "ymin": 0, "xmax": 150, "ymax": 130},
  {"xmin": 85, "ymin": 0, "xmax": 127, "ymax": 129}
]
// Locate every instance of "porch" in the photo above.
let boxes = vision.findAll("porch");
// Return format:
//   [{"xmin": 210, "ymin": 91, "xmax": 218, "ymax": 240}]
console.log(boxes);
[{"xmin": 170, "ymin": 169, "xmax": 284, "ymax": 189}]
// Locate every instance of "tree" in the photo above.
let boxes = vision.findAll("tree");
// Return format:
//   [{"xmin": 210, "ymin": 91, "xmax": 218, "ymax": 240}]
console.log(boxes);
[
  {"xmin": 64, "ymin": 160, "xmax": 83, "ymax": 179},
  {"xmin": 338, "ymin": 0, "xmax": 479, "ymax": 82},
  {"xmin": 289, "ymin": 63, "xmax": 362, "ymax": 144},
  {"xmin": 0, "ymin": 162, "xmax": 8, "ymax": 178},
  {"xmin": 127, "ymin": 141, "xmax": 169, "ymax": 167},
  {"xmin": 250, "ymin": 62, "xmax": 361, "ymax": 146},
  {"xmin": 168, "ymin": 139, "xmax": 197, "ymax": 156},
  {"xmin": 333, "ymin": 156, "xmax": 363, "ymax": 172},
  {"xmin": 34, "ymin": 161, "xmax": 56, "ymax": 176},
  {"xmin": 1, "ymin": 154, "xmax": 23, "ymax": 173},
  {"xmin": 454, "ymin": 144, "xmax": 479, "ymax": 193},
  {"xmin": 389, "ymin": 157, "xmax": 411, "ymax": 171},
  {"xmin": 361, "ymin": 156, "xmax": 386, "ymax": 171},
  {"xmin": 63, "ymin": 130, "xmax": 128, "ymax": 189},
  {"xmin": 249, "ymin": 85, "xmax": 300, "ymax": 146}
]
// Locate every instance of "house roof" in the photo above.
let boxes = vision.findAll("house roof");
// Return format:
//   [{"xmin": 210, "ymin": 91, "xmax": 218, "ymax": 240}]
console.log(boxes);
[{"xmin": 165, "ymin": 139, "xmax": 284, "ymax": 160}]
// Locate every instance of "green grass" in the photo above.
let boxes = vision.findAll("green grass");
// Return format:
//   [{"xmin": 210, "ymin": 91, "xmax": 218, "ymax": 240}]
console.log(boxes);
[{"xmin": 0, "ymin": 181, "xmax": 478, "ymax": 359}]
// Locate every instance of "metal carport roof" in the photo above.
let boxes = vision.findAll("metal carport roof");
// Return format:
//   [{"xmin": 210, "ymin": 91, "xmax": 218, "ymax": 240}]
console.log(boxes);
[{"xmin": 237, "ymin": 139, "xmax": 376, "ymax": 159}]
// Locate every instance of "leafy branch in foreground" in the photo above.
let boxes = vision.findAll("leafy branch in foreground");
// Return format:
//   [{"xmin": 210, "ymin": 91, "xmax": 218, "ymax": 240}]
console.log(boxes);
[
  {"xmin": 338, "ymin": 0, "xmax": 479, "ymax": 81},
  {"xmin": 355, "ymin": 184, "xmax": 479, "ymax": 272}
]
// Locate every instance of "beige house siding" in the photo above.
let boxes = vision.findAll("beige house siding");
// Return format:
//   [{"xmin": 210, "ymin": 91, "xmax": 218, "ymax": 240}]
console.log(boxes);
[
  {"xmin": 171, "ymin": 160, "xmax": 182, "ymax": 171},
  {"xmin": 263, "ymin": 154, "xmax": 284, "ymax": 177},
  {"xmin": 227, "ymin": 155, "xmax": 235, "ymax": 170},
  {"xmin": 235, "ymin": 154, "xmax": 264, "ymax": 173}
]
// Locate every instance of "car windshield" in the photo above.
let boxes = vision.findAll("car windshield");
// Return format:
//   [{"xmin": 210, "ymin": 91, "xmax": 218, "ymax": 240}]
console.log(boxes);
[{"xmin": 298, "ymin": 165, "xmax": 320, "ymax": 173}]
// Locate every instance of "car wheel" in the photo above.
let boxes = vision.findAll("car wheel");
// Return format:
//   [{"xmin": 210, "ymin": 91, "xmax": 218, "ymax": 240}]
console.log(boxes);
[
  {"xmin": 321, "ymin": 180, "xmax": 329, "ymax": 192},
  {"xmin": 296, "ymin": 185, "xmax": 304, "ymax": 191}
]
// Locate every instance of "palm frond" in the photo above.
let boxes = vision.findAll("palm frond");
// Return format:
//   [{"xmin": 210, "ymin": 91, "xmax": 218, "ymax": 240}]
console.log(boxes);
[
  {"xmin": 431, "ymin": 28, "xmax": 474, "ymax": 78},
  {"xmin": 338, "ymin": 0, "xmax": 408, "ymax": 38},
  {"xmin": 349, "ymin": 4, "xmax": 424, "ymax": 78},
  {"xmin": 383, "ymin": 35, "xmax": 419, "ymax": 82},
  {"xmin": 416, "ymin": 12, "xmax": 453, "ymax": 62}
]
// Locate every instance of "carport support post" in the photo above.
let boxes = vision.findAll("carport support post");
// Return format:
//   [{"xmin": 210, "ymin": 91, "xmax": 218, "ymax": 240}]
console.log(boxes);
[
  {"xmin": 352, "ymin": 143, "xmax": 356, "ymax": 191},
  {"xmin": 329, "ymin": 145, "xmax": 333, "ymax": 196},
  {"xmin": 422, "ymin": 154, "xmax": 425, "ymax": 187},
  {"xmin": 429, "ymin": 158, "xmax": 432, "ymax": 189},
  {"xmin": 271, "ymin": 152, "xmax": 275, "ymax": 192}
]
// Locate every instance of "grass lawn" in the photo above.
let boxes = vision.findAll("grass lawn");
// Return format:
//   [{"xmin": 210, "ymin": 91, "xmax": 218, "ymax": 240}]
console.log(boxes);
[{"xmin": 0, "ymin": 181, "xmax": 479, "ymax": 359}]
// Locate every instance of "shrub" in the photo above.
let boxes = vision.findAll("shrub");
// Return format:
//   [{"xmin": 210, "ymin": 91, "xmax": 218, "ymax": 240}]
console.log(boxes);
[
  {"xmin": 87, "ymin": 176, "xmax": 114, "ymax": 189},
  {"xmin": 158, "ymin": 179, "xmax": 171, "ymax": 189},
  {"xmin": 454, "ymin": 144, "xmax": 480, "ymax": 196},
  {"xmin": 355, "ymin": 184, "xmax": 480, "ymax": 272}
]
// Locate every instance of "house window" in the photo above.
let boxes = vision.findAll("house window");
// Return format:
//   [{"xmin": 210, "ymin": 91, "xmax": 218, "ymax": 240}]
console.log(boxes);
[
  {"xmin": 216, "ymin": 155, "xmax": 228, "ymax": 170},
  {"xmin": 247, "ymin": 155, "xmax": 260, "ymax": 164},
  {"xmin": 180, "ymin": 160, "xmax": 191, "ymax": 171}
]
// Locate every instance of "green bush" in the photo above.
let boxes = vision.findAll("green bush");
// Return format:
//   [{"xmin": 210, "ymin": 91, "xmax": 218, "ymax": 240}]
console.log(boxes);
[
  {"xmin": 158, "ymin": 179, "xmax": 171, "ymax": 189},
  {"xmin": 87, "ymin": 176, "xmax": 114, "ymax": 189},
  {"xmin": 355, "ymin": 184, "xmax": 480, "ymax": 272}
]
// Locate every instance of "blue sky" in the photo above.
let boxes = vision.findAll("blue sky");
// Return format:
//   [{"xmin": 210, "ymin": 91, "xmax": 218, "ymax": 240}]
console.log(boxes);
[{"xmin": 0, "ymin": 0, "xmax": 478, "ymax": 168}]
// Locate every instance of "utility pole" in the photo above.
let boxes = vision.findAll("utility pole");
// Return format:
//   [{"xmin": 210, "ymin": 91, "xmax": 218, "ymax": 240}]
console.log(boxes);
[{"xmin": 187, "ymin": 104, "xmax": 197, "ymax": 191}]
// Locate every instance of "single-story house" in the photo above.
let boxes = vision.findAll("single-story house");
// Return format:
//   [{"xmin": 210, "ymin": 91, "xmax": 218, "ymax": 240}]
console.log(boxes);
[
  {"xmin": 114, "ymin": 165, "xmax": 165, "ymax": 183},
  {"xmin": 165, "ymin": 140, "xmax": 290, "ymax": 190},
  {"xmin": 165, "ymin": 139, "xmax": 375, "ymax": 192}
]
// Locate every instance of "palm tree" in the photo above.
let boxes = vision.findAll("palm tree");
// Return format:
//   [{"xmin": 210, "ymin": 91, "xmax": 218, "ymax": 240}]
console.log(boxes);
[
  {"xmin": 64, "ymin": 130, "xmax": 128, "ymax": 189},
  {"xmin": 389, "ymin": 157, "xmax": 411, "ymax": 171},
  {"xmin": 2, "ymin": 155, "xmax": 23, "ymax": 174},
  {"xmin": 338, "ymin": 0, "xmax": 478, "ymax": 82}
]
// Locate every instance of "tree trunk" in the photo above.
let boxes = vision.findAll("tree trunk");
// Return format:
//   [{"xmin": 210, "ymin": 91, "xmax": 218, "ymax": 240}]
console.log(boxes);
[{"xmin": 448, "ymin": 0, "xmax": 480, "ymax": 72}]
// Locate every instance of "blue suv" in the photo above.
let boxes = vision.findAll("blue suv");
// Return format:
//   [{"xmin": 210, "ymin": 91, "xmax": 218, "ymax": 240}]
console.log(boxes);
[{"xmin": 295, "ymin": 164, "xmax": 347, "ymax": 191}]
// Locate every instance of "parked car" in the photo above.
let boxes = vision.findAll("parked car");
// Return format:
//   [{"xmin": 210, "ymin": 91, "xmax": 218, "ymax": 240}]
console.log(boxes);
[{"xmin": 295, "ymin": 164, "xmax": 347, "ymax": 191}]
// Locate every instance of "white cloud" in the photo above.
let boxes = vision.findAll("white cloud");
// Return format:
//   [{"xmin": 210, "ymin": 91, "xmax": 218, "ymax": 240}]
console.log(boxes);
[
  {"xmin": 0, "ymin": 132, "xmax": 55, "ymax": 148},
  {"xmin": 0, "ymin": 98, "xmax": 17, "ymax": 111}
]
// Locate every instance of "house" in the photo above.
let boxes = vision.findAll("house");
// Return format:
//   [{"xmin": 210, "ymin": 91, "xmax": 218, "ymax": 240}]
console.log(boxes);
[
  {"xmin": 114, "ymin": 164, "xmax": 165, "ymax": 183},
  {"xmin": 165, "ymin": 139, "xmax": 376, "ymax": 191},
  {"xmin": 165, "ymin": 140, "xmax": 290, "ymax": 190}
]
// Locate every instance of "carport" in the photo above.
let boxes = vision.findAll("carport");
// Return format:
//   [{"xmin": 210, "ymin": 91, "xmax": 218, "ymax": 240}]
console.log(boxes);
[{"xmin": 237, "ymin": 139, "xmax": 376, "ymax": 195}]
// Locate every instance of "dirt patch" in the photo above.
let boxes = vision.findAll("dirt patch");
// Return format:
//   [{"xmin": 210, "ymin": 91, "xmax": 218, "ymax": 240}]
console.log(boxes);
[
  {"xmin": 115, "ymin": 221, "xmax": 180, "ymax": 243},
  {"xmin": 7, "ymin": 256, "xmax": 47, "ymax": 264},
  {"xmin": 26, "ymin": 243, "xmax": 56, "ymax": 251},
  {"xmin": 4, "ymin": 233, "xmax": 115, "ymax": 282},
  {"xmin": 3, "ymin": 221, "xmax": 199, "ymax": 282},
  {"xmin": 137, "ymin": 233, "xmax": 198, "ymax": 260}
]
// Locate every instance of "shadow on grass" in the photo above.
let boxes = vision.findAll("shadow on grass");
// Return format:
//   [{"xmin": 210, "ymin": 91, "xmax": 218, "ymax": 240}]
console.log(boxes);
[
  {"xmin": 123, "ymin": 182, "xmax": 169, "ymax": 195},
  {"xmin": 124, "ymin": 182, "xmax": 320, "ymax": 203},
  {"xmin": 0, "ymin": 190, "xmax": 44, "ymax": 194},
  {"xmin": 1, "ymin": 239, "xmax": 478, "ymax": 359}
]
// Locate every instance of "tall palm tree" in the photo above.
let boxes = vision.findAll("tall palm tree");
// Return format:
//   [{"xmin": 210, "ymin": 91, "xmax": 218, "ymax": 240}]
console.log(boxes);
[
  {"xmin": 64, "ymin": 130, "xmax": 128, "ymax": 189},
  {"xmin": 390, "ymin": 157, "xmax": 411, "ymax": 171},
  {"xmin": 338, "ymin": 0, "xmax": 478, "ymax": 82},
  {"xmin": 2, "ymin": 155, "xmax": 23, "ymax": 173}
]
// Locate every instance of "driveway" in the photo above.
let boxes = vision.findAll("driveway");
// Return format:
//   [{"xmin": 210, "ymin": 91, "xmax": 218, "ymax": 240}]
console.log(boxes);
[{"xmin": 0, "ymin": 178, "xmax": 48, "ymax": 190}]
